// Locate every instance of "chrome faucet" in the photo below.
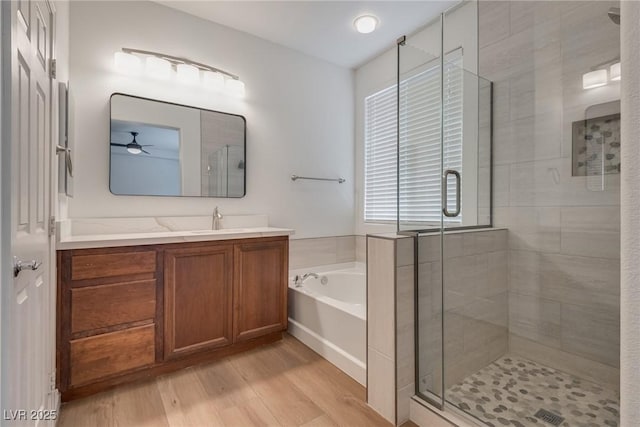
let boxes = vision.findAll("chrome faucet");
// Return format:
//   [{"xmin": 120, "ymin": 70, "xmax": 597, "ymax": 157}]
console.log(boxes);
[
  {"xmin": 212, "ymin": 206, "xmax": 223, "ymax": 230},
  {"xmin": 293, "ymin": 273, "xmax": 319, "ymax": 287}
]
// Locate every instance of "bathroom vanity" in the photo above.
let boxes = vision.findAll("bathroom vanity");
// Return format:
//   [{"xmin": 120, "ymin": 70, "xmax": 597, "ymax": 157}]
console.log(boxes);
[{"xmin": 56, "ymin": 224, "xmax": 291, "ymax": 401}]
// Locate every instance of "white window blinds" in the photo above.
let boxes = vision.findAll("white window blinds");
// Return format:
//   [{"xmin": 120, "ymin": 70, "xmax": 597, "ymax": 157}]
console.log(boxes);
[{"xmin": 364, "ymin": 54, "xmax": 463, "ymax": 224}]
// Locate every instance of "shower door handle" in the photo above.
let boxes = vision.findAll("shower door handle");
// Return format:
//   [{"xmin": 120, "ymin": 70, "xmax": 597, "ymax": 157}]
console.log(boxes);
[{"xmin": 442, "ymin": 169, "xmax": 461, "ymax": 218}]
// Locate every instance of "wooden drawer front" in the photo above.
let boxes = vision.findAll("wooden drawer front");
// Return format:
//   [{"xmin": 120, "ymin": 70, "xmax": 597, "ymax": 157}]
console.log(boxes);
[
  {"xmin": 69, "ymin": 324, "xmax": 155, "ymax": 387},
  {"xmin": 71, "ymin": 280, "xmax": 156, "ymax": 334},
  {"xmin": 71, "ymin": 251, "xmax": 156, "ymax": 281}
]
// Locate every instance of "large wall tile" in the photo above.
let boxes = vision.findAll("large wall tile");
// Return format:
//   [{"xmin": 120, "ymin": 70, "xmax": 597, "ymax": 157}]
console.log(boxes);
[
  {"xmin": 367, "ymin": 348, "xmax": 395, "ymax": 423},
  {"xmin": 396, "ymin": 237, "xmax": 415, "ymax": 267},
  {"xmin": 355, "ymin": 235, "xmax": 366, "ymax": 262},
  {"xmin": 543, "ymin": 253, "xmax": 620, "ymax": 311},
  {"xmin": 508, "ymin": 293, "xmax": 562, "ymax": 348},
  {"xmin": 561, "ymin": 303, "xmax": 620, "ymax": 367},
  {"xmin": 367, "ymin": 237, "xmax": 396, "ymax": 358},
  {"xmin": 336, "ymin": 236, "xmax": 356, "ymax": 263},
  {"xmin": 508, "ymin": 207, "xmax": 561, "ymax": 252},
  {"xmin": 509, "ymin": 158, "xmax": 620, "ymax": 208},
  {"xmin": 478, "ymin": 1, "xmax": 510, "ymax": 48},
  {"xmin": 396, "ymin": 265, "xmax": 415, "ymax": 389},
  {"xmin": 508, "ymin": 250, "xmax": 545, "ymax": 296},
  {"xmin": 561, "ymin": 206, "xmax": 620, "ymax": 259},
  {"xmin": 290, "ymin": 236, "xmax": 358, "ymax": 269},
  {"xmin": 418, "ymin": 234, "xmax": 440, "ymax": 263}
]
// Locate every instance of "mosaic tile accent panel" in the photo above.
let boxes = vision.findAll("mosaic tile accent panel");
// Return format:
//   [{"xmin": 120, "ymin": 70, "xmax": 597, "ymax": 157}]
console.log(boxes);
[
  {"xmin": 572, "ymin": 113, "xmax": 621, "ymax": 176},
  {"xmin": 446, "ymin": 355, "xmax": 619, "ymax": 427}
]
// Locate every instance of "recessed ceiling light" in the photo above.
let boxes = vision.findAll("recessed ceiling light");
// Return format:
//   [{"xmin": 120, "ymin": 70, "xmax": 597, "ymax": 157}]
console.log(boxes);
[{"xmin": 354, "ymin": 15, "xmax": 378, "ymax": 34}]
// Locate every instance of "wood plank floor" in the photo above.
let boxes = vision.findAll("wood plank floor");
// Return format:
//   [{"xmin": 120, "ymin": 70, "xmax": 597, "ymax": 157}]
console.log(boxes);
[{"xmin": 58, "ymin": 334, "xmax": 415, "ymax": 427}]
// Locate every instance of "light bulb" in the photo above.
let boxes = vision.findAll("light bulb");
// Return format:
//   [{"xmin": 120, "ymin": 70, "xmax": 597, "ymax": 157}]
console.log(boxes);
[
  {"xmin": 225, "ymin": 79, "xmax": 245, "ymax": 97},
  {"xmin": 127, "ymin": 147, "xmax": 142, "ymax": 155},
  {"xmin": 354, "ymin": 15, "xmax": 378, "ymax": 34},
  {"xmin": 203, "ymin": 71, "xmax": 225, "ymax": 91},
  {"xmin": 176, "ymin": 63, "xmax": 199, "ymax": 85},
  {"xmin": 114, "ymin": 52, "xmax": 142, "ymax": 75},
  {"xmin": 610, "ymin": 62, "xmax": 621, "ymax": 81},
  {"xmin": 145, "ymin": 56, "xmax": 171, "ymax": 80},
  {"xmin": 582, "ymin": 69, "xmax": 608, "ymax": 89}
]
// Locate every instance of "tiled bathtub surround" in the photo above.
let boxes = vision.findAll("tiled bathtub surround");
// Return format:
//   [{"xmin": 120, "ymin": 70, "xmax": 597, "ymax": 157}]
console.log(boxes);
[
  {"xmin": 289, "ymin": 235, "xmax": 362, "ymax": 270},
  {"xmin": 479, "ymin": 0, "xmax": 621, "ymax": 389}
]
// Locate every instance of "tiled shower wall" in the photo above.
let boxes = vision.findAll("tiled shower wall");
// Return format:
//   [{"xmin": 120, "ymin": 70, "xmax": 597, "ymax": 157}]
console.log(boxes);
[
  {"xmin": 417, "ymin": 229, "xmax": 509, "ymax": 393},
  {"xmin": 479, "ymin": 1, "xmax": 621, "ymax": 389}
]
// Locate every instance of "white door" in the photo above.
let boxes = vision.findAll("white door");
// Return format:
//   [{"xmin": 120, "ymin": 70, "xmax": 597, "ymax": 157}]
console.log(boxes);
[{"xmin": 4, "ymin": 0, "xmax": 56, "ymax": 425}]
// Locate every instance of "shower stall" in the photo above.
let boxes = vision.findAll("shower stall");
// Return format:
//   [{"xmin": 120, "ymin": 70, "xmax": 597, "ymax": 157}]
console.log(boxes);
[{"xmin": 401, "ymin": 2, "xmax": 620, "ymax": 426}]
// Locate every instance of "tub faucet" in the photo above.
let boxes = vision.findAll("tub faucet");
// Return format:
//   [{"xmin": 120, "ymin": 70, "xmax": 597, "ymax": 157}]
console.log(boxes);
[
  {"xmin": 294, "ymin": 273, "xmax": 319, "ymax": 287},
  {"xmin": 212, "ymin": 206, "xmax": 223, "ymax": 230}
]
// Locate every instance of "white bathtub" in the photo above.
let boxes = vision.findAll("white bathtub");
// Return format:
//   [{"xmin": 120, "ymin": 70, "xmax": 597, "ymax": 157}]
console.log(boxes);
[{"xmin": 287, "ymin": 262, "xmax": 366, "ymax": 385}]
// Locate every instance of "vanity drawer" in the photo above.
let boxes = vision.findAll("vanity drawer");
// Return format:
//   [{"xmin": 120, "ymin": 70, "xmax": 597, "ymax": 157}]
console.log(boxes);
[
  {"xmin": 71, "ymin": 251, "xmax": 156, "ymax": 281},
  {"xmin": 69, "ymin": 324, "xmax": 156, "ymax": 387},
  {"xmin": 71, "ymin": 280, "xmax": 156, "ymax": 334}
]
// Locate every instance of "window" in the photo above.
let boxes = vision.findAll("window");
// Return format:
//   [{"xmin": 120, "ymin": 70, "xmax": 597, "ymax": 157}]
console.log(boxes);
[{"xmin": 364, "ymin": 54, "xmax": 463, "ymax": 225}]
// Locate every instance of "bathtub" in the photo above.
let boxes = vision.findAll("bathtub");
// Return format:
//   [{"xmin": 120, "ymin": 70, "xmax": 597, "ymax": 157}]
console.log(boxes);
[{"xmin": 288, "ymin": 262, "xmax": 366, "ymax": 385}]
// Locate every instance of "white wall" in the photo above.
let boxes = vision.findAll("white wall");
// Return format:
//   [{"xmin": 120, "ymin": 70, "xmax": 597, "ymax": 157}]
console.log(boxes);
[
  {"xmin": 68, "ymin": 1, "xmax": 355, "ymax": 239},
  {"xmin": 55, "ymin": 0, "xmax": 70, "ymax": 220}
]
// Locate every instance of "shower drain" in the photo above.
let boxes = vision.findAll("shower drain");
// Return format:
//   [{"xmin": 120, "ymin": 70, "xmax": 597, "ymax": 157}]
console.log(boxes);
[{"xmin": 534, "ymin": 409, "xmax": 565, "ymax": 426}]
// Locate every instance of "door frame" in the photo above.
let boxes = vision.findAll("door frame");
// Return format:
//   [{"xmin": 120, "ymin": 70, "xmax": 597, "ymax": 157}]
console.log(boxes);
[{"xmin": 1, "ymin": 0, "xmax": 10, "ymax": 414}]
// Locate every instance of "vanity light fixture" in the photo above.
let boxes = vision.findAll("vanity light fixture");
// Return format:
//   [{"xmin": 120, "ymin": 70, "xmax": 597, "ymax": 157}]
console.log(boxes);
[
  {"xmin": 354, "ymin": 15, "xmax": 378, "ymax": 34},
  {"xmin": 582, "ymin": 69, "xmax": 608, "ymax": 89},
  {"xmin": 610, "ymin": 62, "xmax": 621, "ymax": 81},
  {"xmin": 145, "ymin": 56, "xmax": 171, "ymax": 80},
  {"xmin": 114, "ymin": 51, "xmax": 142, "ymax": 76},
  {"xmin": 203, "ymin": 71, "xmax": 225, "ymax": 91},
  {"xmin": 113, "ymin": 48, "xmax": 245, "ymax": 97},
  {"xmin": 176, "ymin": 63, "xmax": 199, "ymax": 85}
]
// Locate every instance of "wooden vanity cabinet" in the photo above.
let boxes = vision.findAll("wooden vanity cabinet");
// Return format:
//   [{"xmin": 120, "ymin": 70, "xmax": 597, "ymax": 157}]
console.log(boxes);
[
  {"xmin": 234, "ymin": 240, "xmax": 288, "ymax": 342},
  {"xmin": 57, "ymin": 247, "xmax": 162, "ymax": 395},
  {"xmin": 57, "ymin": 236, "xmax": 288, "ymax": 401},
  {"xmin": 164, "ymin": 244, "xmax": 234, "ymax": 358}
]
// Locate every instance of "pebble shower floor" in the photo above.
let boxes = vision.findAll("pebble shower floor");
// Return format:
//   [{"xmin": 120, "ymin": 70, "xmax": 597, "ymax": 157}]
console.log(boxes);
[{"xmin": 446, "ymin": 355, "xmax": 619, "ymax": 427}]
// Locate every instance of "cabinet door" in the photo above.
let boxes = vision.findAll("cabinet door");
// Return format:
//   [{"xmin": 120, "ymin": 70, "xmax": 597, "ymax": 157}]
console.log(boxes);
[
  {"xmin": 233, "ymin": 239, "xmax": 288, "ymax": 342},
  {"xmin": 164, "ymin": 244, "xmax": 233, "ymax": 358}
]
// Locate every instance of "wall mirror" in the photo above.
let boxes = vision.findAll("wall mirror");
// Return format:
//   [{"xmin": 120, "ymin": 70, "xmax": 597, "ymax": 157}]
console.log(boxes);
[{"xmin": 110, "ymin": 94, "xmax": 246, "ymax": 197}]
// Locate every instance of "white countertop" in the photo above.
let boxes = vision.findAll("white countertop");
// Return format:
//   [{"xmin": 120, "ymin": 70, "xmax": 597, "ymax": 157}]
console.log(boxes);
[{"xmin": 57, "ymin": 227, "xmax": 295, "ymax": 250}]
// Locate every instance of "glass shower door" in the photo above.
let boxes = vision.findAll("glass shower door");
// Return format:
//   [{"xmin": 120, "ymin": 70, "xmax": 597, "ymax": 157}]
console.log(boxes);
[
  {"xmin": 397, "ymin": 14, "xmax": 445, "ymax": 409},
  {"xmin": 399, "ymin": 1, "xmax": 496, "ymax": 417}
]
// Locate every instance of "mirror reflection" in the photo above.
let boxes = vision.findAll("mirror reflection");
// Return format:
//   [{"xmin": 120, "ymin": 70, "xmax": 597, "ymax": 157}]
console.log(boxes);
[{"xmin": 109, "ymin": 94, "xmax": 246, "ymax": 198}]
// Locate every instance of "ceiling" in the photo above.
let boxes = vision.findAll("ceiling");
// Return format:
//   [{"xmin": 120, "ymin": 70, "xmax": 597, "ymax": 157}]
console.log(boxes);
[
  {"xmin": 111, "ymin": 120, "xmax": 180, "ymax": 153},
  {"xmin": 155, "ymin": 1, "xmax": 456, "ymax": 69}
]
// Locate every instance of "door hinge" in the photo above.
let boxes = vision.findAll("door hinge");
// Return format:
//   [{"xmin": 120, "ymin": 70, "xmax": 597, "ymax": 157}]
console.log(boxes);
[
  {"xmin": 49, "ymin": 371, "xmax": 56, "ymax": 393},
  {"xmin": 50, "ymin": 59, "xmax": 57, "ymax": 79},
  {"xmin": 49, "ymin": 217, "xmax": 56, "ymax": 237}
]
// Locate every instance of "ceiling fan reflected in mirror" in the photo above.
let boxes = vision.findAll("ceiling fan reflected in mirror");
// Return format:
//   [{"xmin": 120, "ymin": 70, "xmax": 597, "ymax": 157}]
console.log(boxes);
[{"xmin": 110, "ymin": 131, "xmax": 153, "ymax": 155}]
